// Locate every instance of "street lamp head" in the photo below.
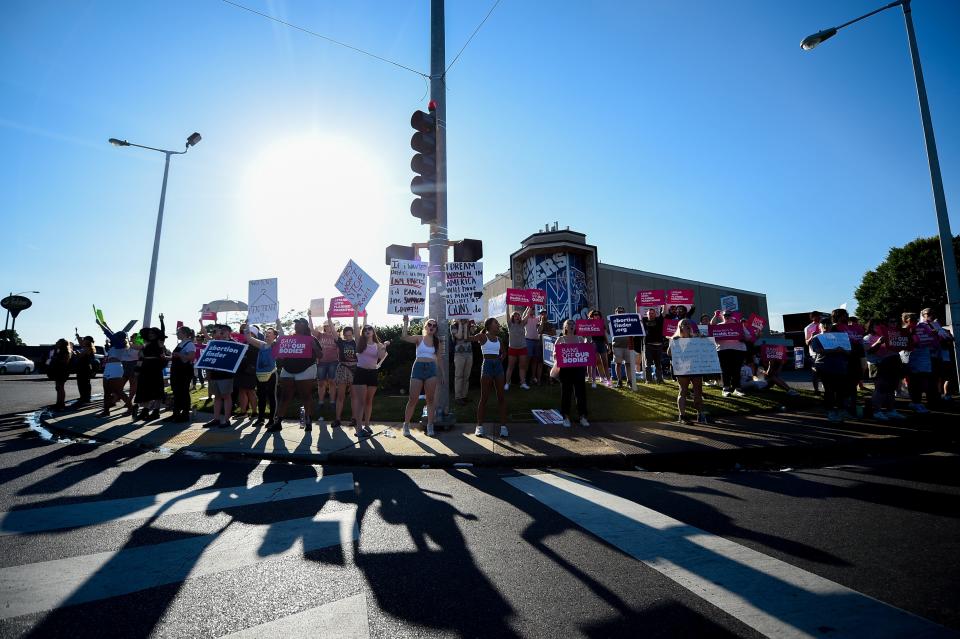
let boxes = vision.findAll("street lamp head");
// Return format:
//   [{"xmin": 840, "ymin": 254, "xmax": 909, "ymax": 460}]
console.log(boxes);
[
  {"xmin": 186, "ymin": 132, "xmax": 202, "ymax": 148},
  {"xmin": 108, "ymin": 138, "xmax": 130, "ymax": 147},
  {"xmin": 801, "ymin": 27, "xmax": 838, "ymax": 50}
]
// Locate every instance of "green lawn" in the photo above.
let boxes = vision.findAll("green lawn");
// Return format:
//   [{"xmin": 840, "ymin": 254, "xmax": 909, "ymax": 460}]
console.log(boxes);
[{"xmin": 191, "ymin": 379, "xmax": 820, "ymax": 423}]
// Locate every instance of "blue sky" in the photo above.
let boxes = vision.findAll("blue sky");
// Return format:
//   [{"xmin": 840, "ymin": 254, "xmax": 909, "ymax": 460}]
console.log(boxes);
[{"xmin": 3, "ymin": 0, "xmax": 959, "ymax": 344}]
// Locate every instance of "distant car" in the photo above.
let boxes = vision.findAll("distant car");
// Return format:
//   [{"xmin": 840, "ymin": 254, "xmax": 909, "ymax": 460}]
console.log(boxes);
[{"xmin": 0, "ymin": 355, "xmax": 35, "ymax": 374}]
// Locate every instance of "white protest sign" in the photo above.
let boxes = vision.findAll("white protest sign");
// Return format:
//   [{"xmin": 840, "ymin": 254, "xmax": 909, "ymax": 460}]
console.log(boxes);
[
  {"xmin": 720, "ymin": 295, "xmax": 739, "ymax": 312},
  {"xmin": 309, "ymin": 298, "xmax": 325, "ymax": 317},
  {"xmin": 670, "ymin": 337, "xmax": 722, "ymax": 376},
  {"xmin": 816, "ymin": 332, "xmax": 851, "ymax": 351},
  {"xmin": 387, "ymin": 259, "xmax": 427, "ymax": 316},
  {"xmin": 335, "ymin": 260, "xmax": 379, "ymax": 313},
  {"xmin": 248, "ymin": 278, "xmax": 279, "ymax": 324},
  {"xmin": 488, "ymin": 292, "xmax": 507, "ymax": 318},
  {"xmin": 444, "ymin": 261, "xmax": 483, "ymax": 320}
]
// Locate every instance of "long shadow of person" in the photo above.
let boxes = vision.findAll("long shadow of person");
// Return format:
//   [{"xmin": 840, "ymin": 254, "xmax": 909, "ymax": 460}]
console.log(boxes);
[{"xmin": 345, "ymin": 469, "xmax": 519, "ymax": 638}]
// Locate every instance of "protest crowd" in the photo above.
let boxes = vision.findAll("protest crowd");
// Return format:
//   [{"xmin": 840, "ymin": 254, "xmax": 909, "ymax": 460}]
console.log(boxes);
[{"xmin": 44, "ymin": 273, "xmax": 956, "ymax": 436}]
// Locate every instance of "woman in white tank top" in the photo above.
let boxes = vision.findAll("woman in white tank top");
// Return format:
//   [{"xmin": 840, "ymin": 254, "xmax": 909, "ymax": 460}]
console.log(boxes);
[
  {"xmin": 398, "ymin": 315, "xmax": 441, "ymax": 437},
  {"xmin": 467, "ymin": 318, "xmax": 509, "ymax": 438}
]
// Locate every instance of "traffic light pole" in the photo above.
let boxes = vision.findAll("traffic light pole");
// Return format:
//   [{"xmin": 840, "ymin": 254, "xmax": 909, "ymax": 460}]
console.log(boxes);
[{"xmin": 428, "ymin": 0, "xmax": 452, "ymax": 423}]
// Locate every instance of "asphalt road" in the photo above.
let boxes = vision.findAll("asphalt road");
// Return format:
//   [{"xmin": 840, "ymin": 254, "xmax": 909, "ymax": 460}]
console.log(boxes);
[
  {"xmin": 1, "ymin": 396, "xmax": 958, "ymax": 639},
  {"xmin": 0, "ymin": 375, "xmax": 103, "ymax": 415}
]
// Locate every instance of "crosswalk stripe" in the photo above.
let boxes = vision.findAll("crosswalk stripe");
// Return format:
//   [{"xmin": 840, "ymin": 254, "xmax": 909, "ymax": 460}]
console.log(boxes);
[
  {"xmin": 0, "ymin": 507, "xmax": 358, "ymax": 620},
  {"xmin": 223, "ymin": 593, "xmax": 370, "ymax": 639},
  {"xmin": 0, "ymin": 473, "xmax": 355, "ymax": 536},
  {"xmin": 504, "ymin": 472, "xmax": 953, "ymax": 639}
]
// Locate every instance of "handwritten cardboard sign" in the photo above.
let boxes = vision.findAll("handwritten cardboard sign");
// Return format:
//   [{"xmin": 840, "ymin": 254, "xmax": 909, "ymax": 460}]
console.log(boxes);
[
  {"xmin": 556, "ymin": 342, "xmax": 597, "ymax": 368},
  {"xmin": 329, "ymin": 296, "xmax": 367, "ymax": 318},
  {"xmin": 748, "ymin": 313, "xmax": 766, "ymax": 331},
  {"xmin": 194, "ymin": 340, "xmax": 249, "ymax": 373},
  {"xmin": 271, "ymin": 335, "xmax": 313, "ymax": 359},
  {"xmin": 387, "ymin": 259, "xmax": 427, "ymax": 316},
  {"xmin": 666, "ymin": 289, "xmax": 694, "ymax": 306},
  {"xmin": 761, "ymin": 344, "xmax": 787, "ymax": 361},
  {"xmin": 608, "ymin": 313, "xmax": 645, "ymax": 338},
  {"xmin": 335, "ymin": 260, "xmax": 378, "ymax": 313},
  {"xmin": 709, "ymin": 324, "xmax": 743, "ymax": 340},
  {"xmin": 444, "ymin": 261, "xmax": 483, "ymax": 320},
  {"xmin": 575, "ymin": 318, "xmax": 605, "ymax": 337},
  {"xmin": 248, "ymin": 278, "xmax": 279, "ymax": 324},
  {"xmin": 670, "ymin": 337, "xmax": 721, "ymax": 376},
  {"xmin": 636, "ymin": 290, "xmax": 665, "ymax": 307}
]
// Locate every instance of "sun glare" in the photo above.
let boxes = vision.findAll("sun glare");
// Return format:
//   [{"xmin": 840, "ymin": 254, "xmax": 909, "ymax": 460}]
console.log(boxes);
[{"xmin": 241, "ymin": 134, "xmax": 387, "ymax": 222}]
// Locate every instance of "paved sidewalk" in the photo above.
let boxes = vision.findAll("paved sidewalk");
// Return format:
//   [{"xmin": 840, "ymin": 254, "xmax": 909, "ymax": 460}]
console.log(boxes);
[{"xmin": 37, "ymin": 401, "xmax": 958, "ymax": 469}]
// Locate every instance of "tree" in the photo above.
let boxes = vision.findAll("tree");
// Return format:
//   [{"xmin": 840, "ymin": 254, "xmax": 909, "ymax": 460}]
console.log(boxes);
[
  {"xmin": 0, "ymin": 329, "xmax": 23, "ymax": 346},
  {"xmin": 855, "ymin": 235, "xmax": 960, "ymax": 321}
]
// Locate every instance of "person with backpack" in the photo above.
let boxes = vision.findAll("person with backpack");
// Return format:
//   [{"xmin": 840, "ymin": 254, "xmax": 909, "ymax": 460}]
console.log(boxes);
[
  {"xmin": 46, "ymin": 339, "xmax": 73, "ymax": 411},
  {"xmin": 274, "ymin": 318, "xmax": 322, "ymax": 432}
]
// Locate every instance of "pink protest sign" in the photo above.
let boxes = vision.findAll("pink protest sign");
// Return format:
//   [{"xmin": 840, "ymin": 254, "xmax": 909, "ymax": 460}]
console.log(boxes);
[
  {"xmin": 844, "ymin": 324, "xmax": 865, "ymax": 339},
  {"xmin": 748, "ymin": 313, "xmax": 766, "ymax": 331},
  {"xmin": 662, "ymin": 318, "xmax": 680, "ymax": 338},
  {"xmin": 272, "ymin": 335, "xmax": 314, "ymax": 359},
  {"xmin": 530, "ymin": 289, "xmax": 546, "ymax": 305},
  {"xmin": 761, "ymin": 345, "xmax": 787, "ymax": 361},
  {"xmin": 506, "ymin": 288, "xmax": 545, "ymax": 306},
  {"xmin": 556, "ymin": 342, "xmax": 597, "ymax": 368},
  {"xmin": 200, "ymin": 311, "xmax": 217, "ymax": 321},
  {"xmin": 914, "ymin": 324, "xmax": 937, "ymax": 346},
  {"xmin": 329, "ymin": 296, "xmax": 368, "ymax": 318},
  {"xmin": 730, "ymin": 311, "xmax": 743, "ymax": 322},
  {"xmin": 636, "ymin": 290, "xmax": 665, "ymax": 307},
  {"xmin": 575, "ymin": 318, "xmax": 605, "ymax": 337},
  {"xmin": 887, "ymin": 328, "xmax": 910, "ymax": 350},
  {"xmin": 666, "ymin": 289, "xmax": 694, "ymax": 306},
  {"xmin": 709, "ymin": 324, "xmax": 743, "ymax": 340}
]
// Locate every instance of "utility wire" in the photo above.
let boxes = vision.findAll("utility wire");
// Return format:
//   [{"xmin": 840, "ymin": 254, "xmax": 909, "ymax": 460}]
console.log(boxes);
[
  {"xmin": 445, "ymin": 0, "xmax": 502, "ymax": 75},
  {"xmin": 220, "ymin": 0, "xmax": 429, "ymax": 78}
]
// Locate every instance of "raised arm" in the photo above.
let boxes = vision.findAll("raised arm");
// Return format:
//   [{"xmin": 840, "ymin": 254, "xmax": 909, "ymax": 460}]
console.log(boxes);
[
  {"xmin": 158, "ymin": 313, "xmax": 166, "ymax": 336},
  {"xmin": 352, "ymin": 310, "xmax": 360, "ymax": 336},
  {"xmin": 244, "ymin": 323, "xmax": 268, "ymax": 350},
  {"xmin": 307, "ymin": 310, "xmax": 316, "ymax": 333},
  {"xmin": 521, "ymin": 306, "xmax": 532, "ymax": 321},
  {"xmin": 399, "ymin": 315, "xmax": 420, "ymax": 344}
]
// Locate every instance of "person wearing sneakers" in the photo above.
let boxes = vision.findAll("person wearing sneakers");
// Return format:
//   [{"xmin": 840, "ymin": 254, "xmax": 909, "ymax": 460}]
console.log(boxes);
[
  {"xmin": 667, "ymin": 319, "xmax": 707, "ymax": 424},
  {"xmin": 399, "ymin": 315, "xmax": 441, "ymax": 437},
  {"xmin": 331, "ymin": 309, "xmax": 360, "ymax": 429},
  {"xmin": 522, "ymin": 306, "xmax": 541, "ymax": 385},
  {"xmin": 710, "ymin": 310, "xmax": 747, "ymax": 398},
  {"xmin": 274, "ymin": 318, "xmax": 322, "ymax": 432},
  {"xmin": 555, "ymin": 319, "xmax": 591, "ymax": 428},
  {"xmin": 863, "ymin": 318, "xmax": 905, "ymax": 421},
  {"xmin": 243, "ymin": 322, "xmax": 280, "ymax": 428},
  {"xmin": 203, "ymin": 324, "xmax": 236, "ymax": 429},
  {"xmin": 308, "ymin": 310, "xmax": 339, "ymax": 416},
  {"xmin": 810, "ymin": 318, "xmax": 851, "ymax": 423},
  {"xmin": 611, "ymin": 305, "xmax": 637, "ymax": 390},
  {"xmin": 351, "ymin": 322, "xmax": 390, "ymax": 439},
  {"xmin": 804, "ymin": 311, "xmax": 824, "ymax": 395},
  {"xmin": 504, "ymin": 310, "xmax": 529, "ymax": 391},
  {"xmin": 469, "ymin": 317, "xmax": 509, "ymax": 437},
  {"xmin": 586, "ymin": 309, "xmax": 612, "ymax": 388},
  {"xmin": 901, "ymin": 312, "xmax": 935, "ymax": 413},
  {"xmin": 168, "ymin": 325, "xmax": 196, "ymax": 423}
]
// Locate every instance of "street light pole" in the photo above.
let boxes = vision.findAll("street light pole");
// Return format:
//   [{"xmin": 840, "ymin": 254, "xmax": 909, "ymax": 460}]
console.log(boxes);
[
  {"xmin": 802, "ymin": 0, "xmax": 960, "ymax": 389},
  {"xmin": 109, "ymin": 133, "xmax": 201, "ymax": 329}
]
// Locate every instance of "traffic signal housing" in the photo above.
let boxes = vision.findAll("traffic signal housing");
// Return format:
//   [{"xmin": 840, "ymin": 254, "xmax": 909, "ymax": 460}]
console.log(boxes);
[
  {"xmin": 410, "ymin": 108, "xmax": 438, "ymax": 225},
  {"xmin": 454, "ymin": 239, "xmax": 483, "ymax": 263},
  {"xmin": 385, "ymin": 244, "xmax": 416, "ymax": 265}
]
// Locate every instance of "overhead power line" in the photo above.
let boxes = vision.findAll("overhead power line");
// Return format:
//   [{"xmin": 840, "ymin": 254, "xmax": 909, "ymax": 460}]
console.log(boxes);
[{"xmin": 445, "ymin": 0, "xmax": 502, "ymax": 75}]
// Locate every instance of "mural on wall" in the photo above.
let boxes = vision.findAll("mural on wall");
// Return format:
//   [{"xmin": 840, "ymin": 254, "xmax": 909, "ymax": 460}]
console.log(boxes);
[{"xmin": 520, "ymin": 252, "xmax": 591, "ymax": 325}]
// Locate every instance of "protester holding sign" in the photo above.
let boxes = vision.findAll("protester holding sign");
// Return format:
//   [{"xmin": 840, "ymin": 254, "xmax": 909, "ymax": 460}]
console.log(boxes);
[
  {"xmin": 275, "ymin": 318, "xmax": 321, "ymax": 432},
  {"xmin": 638, "ymin": 308, "xmax": 664, "ymax": 384},
  {"xmin": 609, "ymin": 306, "xmax": 638, "ymax": 390},
  {"xmin": 203, "ymin": 325, "xmax": 237, "ymax": 429},
  {"xmin": 810, "ymin": 319, "xmax": 852, "ymax": 423},
  {"xmin": 666, "ymin": 320, "xmax": 707, "ymax": 424},
  {"xmin": 556, "ymin": 320, "xmax": 590, "ymax": 428},
  {"xmin": 233, "ymin": 323, "xmax": 260, "ymax": 421},
  {"xmin": 467, "ymin": 318, "xmax": 508, "ymax": 438},
  {"xmin": 330, "ymin": 309, "xmax": 360, "ymax": 429},
  {"xmin": 504, "ymin": 310, "xmax": 530, "ymax": 391},
  {"xmin": 863, "ymin": 319, "xmax": 905, "ymax": 421},
  {"xmin": 536, "ymin": 310, "xmax": 556, "ymax": 385},
  {"xmin": 901, "ymin": 312, "xmax": 936, "ymax": 413},
  {"xmin": 831, "ymin": 308, "xmax": 866, "ymax": 417},
  {"xmin": 97, "ymin": 332, "xmax": 135, "ymax": 418},
  {"xmin": 168, "ymin": 326, "xmax": 196, "ymax": 423},
  {"xmin": 398, "ymin": 315, "xmax": 441, "ymax": 437},
  {"xmin": 758, "ymin": 345, "xmax": 799, "ymax": 396},
  {"xmin": 804, "ymin": 311, "xmax": 824, "ymax": 395},
  {"xmin": 350, "ymin": 323, "xmax": 390, "ymax": 439},
  {"xmin": 451, "ymin": 319, "xmax": 476, "ymax": 405},
  {"xmin": 522, "ymin": 306, "xmax": 541, "ymax": 384},
  {"xmin": 243, "ymin": 322, "xmax": 280, "ymax": 428},
  {"xmin": 586, "ymin": 309, "xmax": 612, "ymax": 388},
  {"xmin": 710, "ymin": 310, "xmax": 747, "ymax": 398},
  {"xmin": 308, "ymin": 311, "xmax": 340, "ymax": 414}
]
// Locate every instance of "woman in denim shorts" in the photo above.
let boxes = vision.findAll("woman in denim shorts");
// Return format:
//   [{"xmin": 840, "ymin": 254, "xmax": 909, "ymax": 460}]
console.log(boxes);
[
  {"xmin": 331, "ymin": 310, "xmax": 360, "ymax": 428},
  {"xmin": 398, "ymin": 315, "xmax": 441, "ymax": 437},
  {"xmin": 309, "ymin": 310, "xmax": 340, "ymax": 412},
  {"xmin": 468, "ymin": 317, "xmax": 509, "ymax": 438}
]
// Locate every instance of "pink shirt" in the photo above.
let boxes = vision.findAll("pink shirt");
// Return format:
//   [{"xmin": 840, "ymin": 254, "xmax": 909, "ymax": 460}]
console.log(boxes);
[
  {"xmin": 317, "ymin": 333, "xmax": 338, "ymax": 363},
  {"xmin": 524, "ymin": 316, "xmax": 539, "ymax": 340},
  {"xmin": 356, "ymin": 343, "xmax": 379, "ymax": 369}
]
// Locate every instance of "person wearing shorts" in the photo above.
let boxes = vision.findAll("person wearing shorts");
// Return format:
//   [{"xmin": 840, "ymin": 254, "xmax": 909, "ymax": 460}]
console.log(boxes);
[
  {"xmin": 203, "ymin": 324, "xmax": 236, "ymax": 428},
  {"xmin": 611, "ymin": 305, "xmax": 637, "ymax": 390},
  {"xmin": 522, "ymin": 306, "xmax": 540, "ymax": 384},
  {"xmin": 330, "ymin": 309, "xmax": 360, "ymax": 428},
  {"xmin": 351, "ymin": 322, "xmax": 390, "ymax": 439},
  {"xmin": 309, "ymin": 310, "xmax": 340, "ymax": 411},
  {"xmin": 667, "ymin": 319, "xmax": 708, "ymax": 424},
  {"xmin": 399, "ymin": 315, "xmax": 441, "ymax": 437},
  {"xmin": 504, "ymin": 311, "xmax": 529, "ymax": 391},
  {"xmin": 468, "ymin": 318, "xmax": 508, "ymax": 438},
  {"xmin": 275, "ymin": 318, "xmax": 322, "ymax": 432}
]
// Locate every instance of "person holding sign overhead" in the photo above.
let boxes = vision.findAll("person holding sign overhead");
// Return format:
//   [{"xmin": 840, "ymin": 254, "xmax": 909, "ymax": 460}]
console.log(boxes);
[
  {"xmin": 351, "ymin": 322, "xmax": 390, "ymax": 439},
  {"xmin": 243, "ymin": 322, "xmax": 281, "ymax": 428},
  {"xmin": 468, "ymin": 318, "xmax": 509, "ymax": 438},
  {"xmin": 710, "ymin": 310, "xmax": 747, "ymax": 398},
  {"xmin": 330, "ymin": 309, "xmax": 360, "ymax": 429},
  {"xmin": 504, "ymin": 310, "xmax": 530, "ymax": 391},
  {"xmin": 809, "ymin": 318, "xmax": 852, "ymax": 423},
  {"xmin": 863, "ymin": 318, "xmax": 905, "ymax": 421},
  {"xmin": 399, "ymin": 315, "xmax": 441, "ymax": 437},
  {"xmin": 667, "ymin": 319, "xmax": 707, "ymax": 424}
]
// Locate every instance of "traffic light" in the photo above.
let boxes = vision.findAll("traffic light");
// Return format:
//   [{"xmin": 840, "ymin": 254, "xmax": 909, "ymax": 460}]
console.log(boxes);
[
  {"xmin": 410, "ymin": 108, "xmax": 438, "ymax": 225},
  {"xmin": 454, "ymin": 239, "xmax": 483, "ymax": 262},
  {"xmin": 385, "ymin": 244, "xmax": 416, "ymax": 265}
]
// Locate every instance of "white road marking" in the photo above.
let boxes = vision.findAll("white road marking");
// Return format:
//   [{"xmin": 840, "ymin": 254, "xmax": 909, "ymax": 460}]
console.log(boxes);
[
  {"xmin": 505, "ymin": 472, "xmax": 954, "ymax": 639},
  {"xmin": 0, "ymin": 507, "xmax": 358, "ymax": 620},
  {"xmin": 0, "ymin": 473, "xmax": 355, "ymax": 536},
  {"xmin": 224, "ymin": 593, "xmax": 370, "ymax": 639}
]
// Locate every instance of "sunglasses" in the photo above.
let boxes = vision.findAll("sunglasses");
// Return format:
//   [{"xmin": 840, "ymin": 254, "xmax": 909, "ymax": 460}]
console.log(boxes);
[{"xmin": 426, "ymin": 323, "xmax": 437, "ymax": 329}]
